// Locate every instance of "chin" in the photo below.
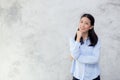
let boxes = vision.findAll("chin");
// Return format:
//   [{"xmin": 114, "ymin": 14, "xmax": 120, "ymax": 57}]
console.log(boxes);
[
  {"xmin": 82, "ymin": 30, "xmax": 86, "ymax": 32},
  {"xmin": 83, "ymin": 31, "xmax": 88, "ymax": 33}
]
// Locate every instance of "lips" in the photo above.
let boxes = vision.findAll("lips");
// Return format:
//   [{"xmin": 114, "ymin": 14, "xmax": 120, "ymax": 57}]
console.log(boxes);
[{"xmin": 81, "ymin": 28, "xmax": 85, "ymax": 30}]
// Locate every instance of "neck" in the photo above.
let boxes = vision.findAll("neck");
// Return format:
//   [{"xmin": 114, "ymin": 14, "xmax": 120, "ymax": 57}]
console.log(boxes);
[{"xmin": 82, "ymin": 32, "xmax": 88, "ymax": 41}]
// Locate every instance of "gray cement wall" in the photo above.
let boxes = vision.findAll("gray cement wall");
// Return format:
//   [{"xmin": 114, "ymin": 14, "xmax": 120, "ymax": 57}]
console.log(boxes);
[{"xmin": 0, "ymin": 0, "xmax": 120, "ymax": 80}]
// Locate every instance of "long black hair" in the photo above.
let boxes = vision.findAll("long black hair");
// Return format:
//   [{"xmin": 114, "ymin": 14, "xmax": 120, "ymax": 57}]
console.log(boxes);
[{"xmin": 75, "ymin": 13, "xmax": 98, "ymax": 46}]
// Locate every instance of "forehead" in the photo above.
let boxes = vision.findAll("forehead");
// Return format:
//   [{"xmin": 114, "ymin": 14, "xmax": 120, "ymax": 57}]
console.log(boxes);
[{"xmin": 80, "ymin": 17, "xmax": 91, "ymax": 23}]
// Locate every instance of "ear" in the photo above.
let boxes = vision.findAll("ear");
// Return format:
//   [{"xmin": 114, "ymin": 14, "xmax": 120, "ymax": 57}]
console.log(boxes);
[{"xmin": 89, "ymin": 26, "xmax": 93, "ymax": 30}]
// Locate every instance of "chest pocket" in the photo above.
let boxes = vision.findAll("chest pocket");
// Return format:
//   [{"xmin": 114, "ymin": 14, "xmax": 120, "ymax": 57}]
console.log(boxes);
[
  {"xmin": 80, "ymin": 45, "xmax": 94, "ymax": 55},
  {"xmin": 86, "ymin": 46, "xmax": 94, "ymax": 55}
]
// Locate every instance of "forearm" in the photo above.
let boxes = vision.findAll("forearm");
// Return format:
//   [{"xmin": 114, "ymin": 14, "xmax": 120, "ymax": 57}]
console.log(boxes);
[{"xmin": 77, "ymin": 55, "xmax": 99, "ymax": 64}]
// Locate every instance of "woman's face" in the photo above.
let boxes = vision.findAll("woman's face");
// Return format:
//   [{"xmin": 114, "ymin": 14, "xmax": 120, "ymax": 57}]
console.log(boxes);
[{"xmin": 79, "ymin": 17, "xmax": 93, "ymax": 33}]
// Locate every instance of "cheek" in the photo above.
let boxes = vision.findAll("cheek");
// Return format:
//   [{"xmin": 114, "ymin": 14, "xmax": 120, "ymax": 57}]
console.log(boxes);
[{"xmin": 85, "ymin": 25, "xmax": 91, "ymax": 30}]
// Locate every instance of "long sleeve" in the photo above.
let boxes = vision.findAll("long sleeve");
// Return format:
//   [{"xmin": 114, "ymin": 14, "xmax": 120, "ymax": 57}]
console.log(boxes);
[
  {"xmin": 77, "ymin": 40, "xmax": 101, "ymax": 64},
  {"xmin": 69, "ymin": 38, "xmax": 81, "ymax": 60}
]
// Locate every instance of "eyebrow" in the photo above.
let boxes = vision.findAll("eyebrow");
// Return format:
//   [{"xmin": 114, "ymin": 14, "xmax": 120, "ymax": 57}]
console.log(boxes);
[{"xmin": 80, "ymin": 20, "xmax": 90, "ymax": 23}]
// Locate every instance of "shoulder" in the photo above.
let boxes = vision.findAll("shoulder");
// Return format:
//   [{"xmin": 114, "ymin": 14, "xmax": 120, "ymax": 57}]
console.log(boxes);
[
  {"xmin": 95, "ymin": 37, "xmax": 101, "ymax": 48},
  {"xmin": 69, "ymin": 36, "xmax": 75, "ymax": 42},
  {"xmin": 97, "ymin": 37, "xmax": 101, "ymax": 44}
]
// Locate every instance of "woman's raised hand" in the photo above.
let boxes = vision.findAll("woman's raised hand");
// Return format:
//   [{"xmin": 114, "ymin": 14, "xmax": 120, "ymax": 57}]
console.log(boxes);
[{"xmin": 76, "ymin": 28, "xmax": 82, "ymax": 42}]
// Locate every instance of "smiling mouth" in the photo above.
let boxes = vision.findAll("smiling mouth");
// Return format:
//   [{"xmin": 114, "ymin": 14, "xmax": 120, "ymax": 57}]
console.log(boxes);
[{"xmin": 81, "ymin": 29, "xmax": 85, "ymax": 30}]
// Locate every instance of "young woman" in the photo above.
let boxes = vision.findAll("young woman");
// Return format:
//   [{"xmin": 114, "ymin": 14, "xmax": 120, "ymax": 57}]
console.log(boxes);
[{"xmin": 69, "ymin": 13, "xmax": 101, "ymax": 80}]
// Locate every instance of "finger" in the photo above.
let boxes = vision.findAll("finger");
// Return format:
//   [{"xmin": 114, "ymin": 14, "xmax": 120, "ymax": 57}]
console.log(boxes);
[{"xmin": 79, "ymin": 27, "xmax": 82, "ymax": 32}]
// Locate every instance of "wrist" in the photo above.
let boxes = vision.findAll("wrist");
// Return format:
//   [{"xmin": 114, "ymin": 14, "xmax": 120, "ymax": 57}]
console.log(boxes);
[{"xmin": 76, "ymin": 38, "xmax": 80, "ymax": 42}]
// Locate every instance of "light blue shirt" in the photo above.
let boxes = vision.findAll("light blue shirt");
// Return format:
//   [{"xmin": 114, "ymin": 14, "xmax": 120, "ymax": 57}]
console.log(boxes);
[{"xmin": 69, "ymin": 37, "xmax": 101, "ymax": 80}]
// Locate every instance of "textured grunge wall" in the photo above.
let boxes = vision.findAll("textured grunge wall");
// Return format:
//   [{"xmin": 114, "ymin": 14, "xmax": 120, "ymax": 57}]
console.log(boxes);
[{"xmin": 0, "ymin": 0, "xmax": 120, "ymax": 80}]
